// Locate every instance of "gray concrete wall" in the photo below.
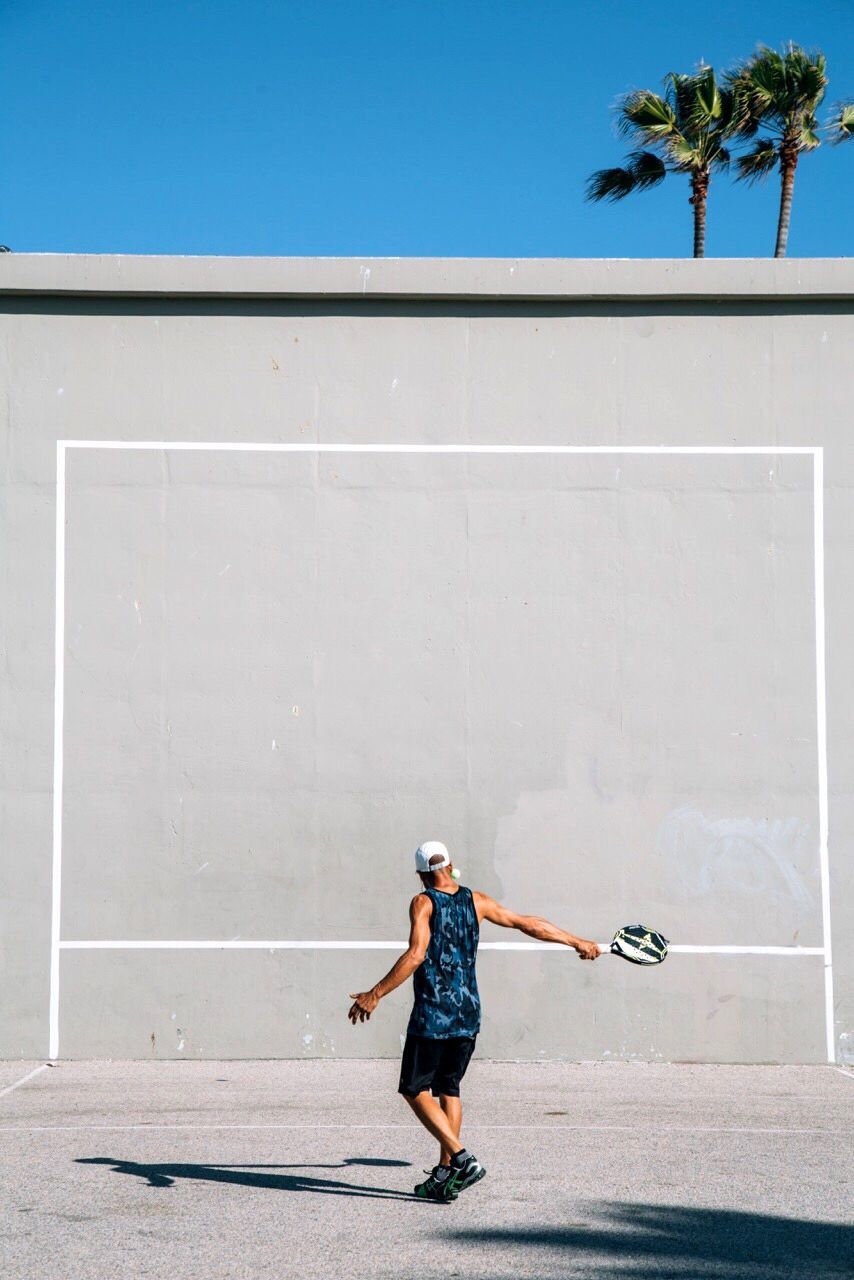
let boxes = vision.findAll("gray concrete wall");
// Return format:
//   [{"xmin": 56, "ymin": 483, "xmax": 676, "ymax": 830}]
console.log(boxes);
[{"xmin": 1, "ymin": 256, "xmax": 852, "ymax": 1063}]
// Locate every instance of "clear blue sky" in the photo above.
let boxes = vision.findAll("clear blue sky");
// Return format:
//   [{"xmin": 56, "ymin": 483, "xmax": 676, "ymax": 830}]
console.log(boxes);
[{"xmin": 2, "ymin": 0, "xmax": 852, "ymax": 257}]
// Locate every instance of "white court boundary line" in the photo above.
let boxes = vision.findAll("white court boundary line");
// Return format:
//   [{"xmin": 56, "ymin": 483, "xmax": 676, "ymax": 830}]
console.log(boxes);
[
  {"xmin": 50, "ymin": 442, "xmax": 834, "ymax": 1062},
  {"xmin": 1, "ymin": 1122, "xmax": 849, "ymax": 1136},
  {"xmin": 0, "ymin": 1064, "xmax": 49, "ymax": 1099}
]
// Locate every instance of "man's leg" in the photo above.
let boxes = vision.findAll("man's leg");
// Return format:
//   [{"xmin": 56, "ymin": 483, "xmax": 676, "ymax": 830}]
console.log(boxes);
[
  {"xmin": 434, "ymin": 1038, "xmax": 484, "ymax": 1195},
  {"xmin": 403, "ymin": 1092, "xmax": 463, "ymax": 1157},
  {"xmin": 438, "ymin": 1094, "xmax": 462, "ymax": 1167}
]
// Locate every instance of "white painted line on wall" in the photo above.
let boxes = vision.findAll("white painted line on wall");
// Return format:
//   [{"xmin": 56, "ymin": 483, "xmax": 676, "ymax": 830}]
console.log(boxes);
[
  {"xmin": 0, "ymin": 1120, "xmax": 849, "ymax": 1136},
  {"xmin": 49, "ymin": 441, "xmax": 66, "ymax": 1062},
  {"xmin": 60, "ymin": 441, "xmax": 820, "ymax": 456},
  {"xmin": 0, "ymin": 1064, "xmax": 49, "ymax": 1099},
  {"xmin": 813, "ymin": 449, "xmax": 835, "ymax": 1065},
  {"xmin": 632, "ymin": 945, "xmax": 824, "ymax": 956},
  {"xmin": 58, "ymin": 940, "xmax": 825, "ymax": 955}
]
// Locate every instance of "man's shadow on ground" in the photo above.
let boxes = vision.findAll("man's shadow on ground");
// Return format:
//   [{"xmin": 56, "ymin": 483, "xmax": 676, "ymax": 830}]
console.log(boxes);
[{"xmin": 77, "ymin": 1156, "xmax": 418, "ymax": 1201}]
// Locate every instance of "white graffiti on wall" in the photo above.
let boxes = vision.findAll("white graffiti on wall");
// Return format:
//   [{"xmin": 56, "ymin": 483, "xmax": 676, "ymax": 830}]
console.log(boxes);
[{"xmin": 655, "ymin": 806, "xmax": 814, "ymax": 911}]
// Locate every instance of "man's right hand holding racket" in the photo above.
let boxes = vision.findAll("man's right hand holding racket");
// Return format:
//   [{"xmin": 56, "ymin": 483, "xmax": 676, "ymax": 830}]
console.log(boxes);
[{"xmin": 574, "ymin": 938, "xmax": 602, "ymax": 960}]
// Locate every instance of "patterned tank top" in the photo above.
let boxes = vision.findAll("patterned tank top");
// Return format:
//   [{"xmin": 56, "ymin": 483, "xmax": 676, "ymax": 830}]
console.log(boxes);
[{"xmin": 408, "ymin": 886, "xmax": 481, "ymax": 1040}]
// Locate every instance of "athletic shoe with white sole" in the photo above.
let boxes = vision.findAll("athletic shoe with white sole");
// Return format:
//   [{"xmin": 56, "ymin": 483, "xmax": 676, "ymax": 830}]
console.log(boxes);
[
  {"xmin": 446, "ymin": 1152, "xmax": 486, "ymax": 1195},
  {"xmin": 414, "ymin": 1166, "xmax": 458, "ymax": 1202}
]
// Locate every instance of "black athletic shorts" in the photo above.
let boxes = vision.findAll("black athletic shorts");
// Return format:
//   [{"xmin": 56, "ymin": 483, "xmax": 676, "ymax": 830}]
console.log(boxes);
[{"xmin": 398, "ymin": 1033, "xmax": 477, "ymax": 1098}]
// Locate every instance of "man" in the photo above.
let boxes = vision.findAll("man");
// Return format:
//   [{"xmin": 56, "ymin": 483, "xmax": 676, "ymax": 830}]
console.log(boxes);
[{"xmin": 348, "ymin": 841, "xmax": 601, "ymax": 1202}]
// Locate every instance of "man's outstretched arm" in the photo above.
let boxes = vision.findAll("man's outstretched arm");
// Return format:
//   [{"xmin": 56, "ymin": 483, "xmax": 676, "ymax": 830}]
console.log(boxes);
[
  {"xmin": 348, "ymin": 894, "xmax": 433, "ymax": 1023},
  {"xmin": 473, "ymin": 892, "xmax": 601, "ymax": 959}
]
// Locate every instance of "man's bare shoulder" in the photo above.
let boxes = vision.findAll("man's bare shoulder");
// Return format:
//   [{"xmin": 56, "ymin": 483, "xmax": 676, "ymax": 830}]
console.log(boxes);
[
  {"xmin": 410, "ymin": 892, "xmax": 433, "ymax": 916},
  {"xmin": 471, "ymin": 889, "xmax": 500, "ymax": 921}
]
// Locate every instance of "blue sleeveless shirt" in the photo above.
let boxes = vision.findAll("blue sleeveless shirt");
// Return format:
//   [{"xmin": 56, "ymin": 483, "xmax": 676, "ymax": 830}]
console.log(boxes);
[{"xmin": 408, "ymin": 886, "xmax": 481, "ymax": 1040}]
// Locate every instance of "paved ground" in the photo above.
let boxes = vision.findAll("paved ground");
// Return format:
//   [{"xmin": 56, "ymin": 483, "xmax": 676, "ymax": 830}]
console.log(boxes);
[{"xmin": 1, "ymin": 1060, "xmax": 852, "ymax": 1279}]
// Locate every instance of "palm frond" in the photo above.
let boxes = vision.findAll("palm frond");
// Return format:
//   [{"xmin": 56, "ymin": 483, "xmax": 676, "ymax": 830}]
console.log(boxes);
[
  {"xmin": 827, "ymin": 101, "xmax": 854, "ymax": 144},
  {"xmin": 725, "ymin": 63, "xmax": 764, "ymax": 135},
  {"xmin": 693, "ymin": 63, "xmax": 723, "ymax": 122},
  {"xmin": 715, "ymin": 86, "xmax": 739, "ymax": 131},
  {"xmin": 803, "ymin": 63, "xmax": 827, "ymax": 105},
  {"xmin": 666, "ymin": 134, "xmax": 702, "ymax": 170},
  {"xmin": 746, "ymin": 46, "xmax": 786, "ymax": 109},
  {"xmin": 617, "ymin": 90, "xmax": 678, "ymax": 143},
  {"xmin": 786, "ymin": 46, "xmax": 827, "ymax": 107},
  {"xmin": 725, "ymin": 78, "xmax": 762, "ymax": 137},
  {"xmin": 735, "ymin": 43, "xmax": 828, "ymax": 127},
  {"xmin": 662, "ymin": 66, "xmax": 722, "ymax": 134},
  {"xmin": 734, "ymin": 137, "xmax": 780, "ymax": 183},
  {"xmin": 624, "ymin": 149, "xmax": 668, "ymax": 189},
  {"xmin": 585, "ymin": 151, "xmax": 667, "ymax": 202},
  {"xmin": 585, "ymin": 166, "xmax": 636, "ymax": 203},
  {"xmin": 663, "ymin": 71, "xmax": 694, "ymax": 125},
  {"xmin": 798, "ymin": 113, "xmax": 822, "ymax": 151}
]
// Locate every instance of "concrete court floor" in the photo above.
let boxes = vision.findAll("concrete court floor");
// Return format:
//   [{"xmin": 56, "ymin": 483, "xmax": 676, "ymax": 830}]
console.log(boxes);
[{"xmin": 0, "ymin": 1059, "xmax": 852, "ymax": 1280}]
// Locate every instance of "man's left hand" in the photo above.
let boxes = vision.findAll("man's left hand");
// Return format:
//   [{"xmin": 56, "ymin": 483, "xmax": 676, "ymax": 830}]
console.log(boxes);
[{"xmin": 348, "ymin": 989, "xmax": 380, "ymax": 1023}]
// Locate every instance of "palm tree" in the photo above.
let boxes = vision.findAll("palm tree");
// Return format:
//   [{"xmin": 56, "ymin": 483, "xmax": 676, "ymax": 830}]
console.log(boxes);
[
  {"xmin": 586, "ymin": 66, "xmax": 740, "ymax": 258},
  {"xmin": 728, "ymin": 44, "xmax": 853, "ymax": 257}
]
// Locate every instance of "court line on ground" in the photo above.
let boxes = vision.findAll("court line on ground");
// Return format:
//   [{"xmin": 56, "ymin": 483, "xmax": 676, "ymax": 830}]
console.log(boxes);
[
  {"xmin": 833, "ymin": 1067, "xmax": 854, "ymax": 1080},
  {"xmin": 0, "ymin": 1065, "xmax": 49, "ymax": 1100},
  {"xmin": 0, "ymin": 1121, "xmax": 848, "ymax": 1136},
  {"xmin": 58, "ymin": 941, "xmax": 825, "ymax": 955}
]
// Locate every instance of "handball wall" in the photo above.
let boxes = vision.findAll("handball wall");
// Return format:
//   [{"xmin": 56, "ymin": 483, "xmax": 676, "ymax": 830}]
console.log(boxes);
[{"xmin": 1, "ymin": 255, "xmax": 852, "ymax": 1064}]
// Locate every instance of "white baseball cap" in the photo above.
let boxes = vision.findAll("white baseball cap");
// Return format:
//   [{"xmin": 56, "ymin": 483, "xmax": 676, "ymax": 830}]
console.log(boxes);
[{"xmin": 414, "ymin": 841, "xmax": 451, "ymax": 873}]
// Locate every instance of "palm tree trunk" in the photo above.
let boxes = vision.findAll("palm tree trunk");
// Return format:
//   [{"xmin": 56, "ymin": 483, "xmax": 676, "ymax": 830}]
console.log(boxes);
[
  {"xmin": 690, "ymin": 171, "xmax": 709, "ymax": 258},
  {"xmin": 775, "ymin": 146, "xmax": 798, "ymax": 258}
]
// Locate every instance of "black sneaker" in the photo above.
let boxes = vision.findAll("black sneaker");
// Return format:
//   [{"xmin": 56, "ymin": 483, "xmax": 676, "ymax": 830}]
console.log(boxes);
[
  {"xmin": 414, "ymin": 1166, "xmax": 458, "ymax": 1202},
  {"xmin": 447, "ymin": 1152, "xmax": 486, "ymax": 1195}
]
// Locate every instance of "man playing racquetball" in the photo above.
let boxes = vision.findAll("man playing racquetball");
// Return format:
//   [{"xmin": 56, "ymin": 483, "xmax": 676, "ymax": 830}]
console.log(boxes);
[{"xmin": 347, "ymin": 841, "xmax": 600, "ymax": 1202}]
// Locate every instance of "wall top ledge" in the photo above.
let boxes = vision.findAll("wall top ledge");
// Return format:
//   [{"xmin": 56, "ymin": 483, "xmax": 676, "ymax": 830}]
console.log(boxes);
[{"xmin": 0, "ymin": 254, "xmax": 852, "ymax": 301}]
